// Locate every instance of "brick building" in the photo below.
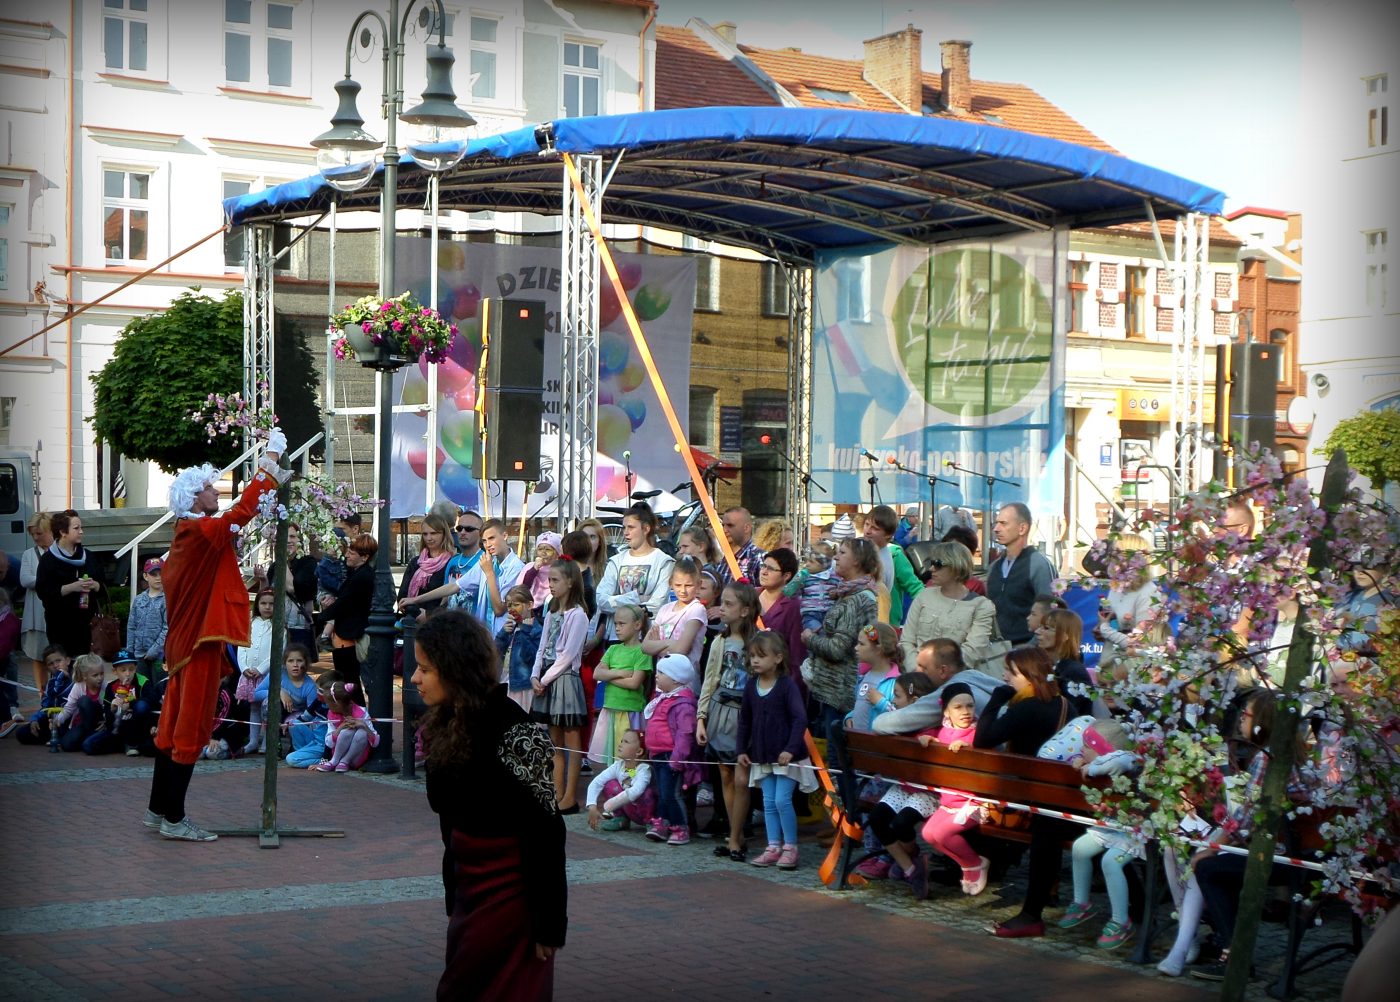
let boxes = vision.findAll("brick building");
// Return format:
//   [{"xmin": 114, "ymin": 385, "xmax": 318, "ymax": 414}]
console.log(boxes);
[{"xmin": 655, "ymin": 19, "xmax": 1242, "ymax": 549}]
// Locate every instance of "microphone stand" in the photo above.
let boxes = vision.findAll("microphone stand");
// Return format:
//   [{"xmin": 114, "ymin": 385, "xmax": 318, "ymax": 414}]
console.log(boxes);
[
  {"xmin": 623, "ymin": 453, "xmax": 635, "ymax": 500},
  {"xmin": 863, "ymin": 454, "xmax": 881, "ymax": 507},
  {"xmin": 886, "ymin": 458, "xmax": 958, "ymax": 530},
  {"xmin": 764, "ymin": 441, "xmax": 827, "ymax": 495},
  {"xmin": 944, "ymin": 461, "xmax": 1021, "ymax": 565}
]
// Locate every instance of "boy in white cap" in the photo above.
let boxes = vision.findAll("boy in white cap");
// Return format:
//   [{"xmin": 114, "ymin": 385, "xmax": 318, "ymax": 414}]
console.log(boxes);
[{"xmin": 642, "ymin": 653, "xmax": 701, "ymax": 845}]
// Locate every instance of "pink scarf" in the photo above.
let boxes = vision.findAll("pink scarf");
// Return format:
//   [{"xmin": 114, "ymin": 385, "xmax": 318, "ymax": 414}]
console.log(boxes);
[{"xmin": 407, "ymin": 549, "xmax": 451, "ymax": 597}]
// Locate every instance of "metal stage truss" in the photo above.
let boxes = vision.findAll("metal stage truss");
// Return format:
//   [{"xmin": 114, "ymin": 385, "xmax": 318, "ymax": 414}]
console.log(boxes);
[{"xmin": 227, "ymin": 107, "xmax": 1226, "ymax": 522}]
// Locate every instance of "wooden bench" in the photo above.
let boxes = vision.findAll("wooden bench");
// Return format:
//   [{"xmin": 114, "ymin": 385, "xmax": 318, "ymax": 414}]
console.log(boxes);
[{"xmin": 827, "ymin": 728, "xmax": 1164, "ymax": 963}]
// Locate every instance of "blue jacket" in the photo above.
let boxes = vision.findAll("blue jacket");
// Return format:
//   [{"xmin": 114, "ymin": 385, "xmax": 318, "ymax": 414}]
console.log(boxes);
[
  {"xmin": 496, "ymin": 618, "xmax": 543, "ymax": 692},
  {"xmin": 254, "ymin": 671, "xmax": 320, "ymax": 713},
  {"xmin": 30, "ymin": 670, "xmax": 73, "ymax": 721}
]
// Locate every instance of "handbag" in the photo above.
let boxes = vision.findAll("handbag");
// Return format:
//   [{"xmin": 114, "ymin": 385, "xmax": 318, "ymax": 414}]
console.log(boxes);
[
  {"xmin": 90, "ymin": 595, "xmax": 121, "ymax": 660},
  {"xmin": 970, "ymin": 612, "xmax": 1014, "ymax": 675}
]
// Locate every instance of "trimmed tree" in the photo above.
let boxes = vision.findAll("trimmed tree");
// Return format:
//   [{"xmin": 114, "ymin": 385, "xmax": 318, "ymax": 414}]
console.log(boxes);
[
  {"xmin": 90, "ymin": 289, "xmax": 321, "ymax": 472},
  {"xmin": 1318, "ymin": 407, "xmax": 1400, "ymax": 489}
]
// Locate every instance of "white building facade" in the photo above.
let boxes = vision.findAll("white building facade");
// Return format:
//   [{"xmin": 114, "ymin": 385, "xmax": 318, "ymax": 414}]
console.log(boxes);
[
  {"xmin": 1296, "ymin": 0, "xmax": 1399, "ymax": 496},
  {"xmin": 0, "ymin": 0, "xmax": 655, "ymax": 511}
]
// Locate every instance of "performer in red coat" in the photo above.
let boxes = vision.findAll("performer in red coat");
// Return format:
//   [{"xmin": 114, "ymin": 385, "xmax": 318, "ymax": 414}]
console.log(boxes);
[{"xmin": 145, "ymin": 430, "xmax": 291, "ymax": 841}]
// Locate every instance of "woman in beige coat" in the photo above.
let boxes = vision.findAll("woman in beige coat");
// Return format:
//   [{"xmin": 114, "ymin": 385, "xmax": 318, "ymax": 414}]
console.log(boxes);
[{"xmin": 899, "ymin": 541, "xmax": 997, "ymax": 669}]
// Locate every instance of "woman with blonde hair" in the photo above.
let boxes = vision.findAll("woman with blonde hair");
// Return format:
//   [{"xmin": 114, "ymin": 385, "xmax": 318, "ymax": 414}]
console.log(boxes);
[
  {"xmin": 899, "ymin": 541, "xmax": 997, "ymax": 669},
  {"xmin": 395, "ymin": 512, "xmax": 454, "ymax": 621},
  {"xmin": 752, "ymin": 518, "xmax": 785, "ymax": 555}
]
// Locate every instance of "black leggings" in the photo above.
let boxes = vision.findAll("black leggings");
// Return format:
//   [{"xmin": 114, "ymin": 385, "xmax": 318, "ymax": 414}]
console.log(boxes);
[
  {"xmin": 868, "ymin": 803, "xmax": 925, "ymax": 846},
  {"xmin": 1020, "ymin": 815, "xmax": 1081, "ymax": 920},
  {"xmin": 331, "ymin": 644, "xmax": 367, "ymax": 706}
]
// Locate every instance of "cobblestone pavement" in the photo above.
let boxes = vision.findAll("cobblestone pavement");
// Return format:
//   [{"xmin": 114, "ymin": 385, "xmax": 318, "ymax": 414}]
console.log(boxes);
[{"xmin": 0, "ymin": 720, "xmax": 1356, "ymax": 1001}]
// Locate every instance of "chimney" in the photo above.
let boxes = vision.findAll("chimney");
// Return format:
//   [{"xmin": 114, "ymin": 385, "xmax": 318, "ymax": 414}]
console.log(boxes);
[
  {"xmin": 713, "ymin": 21, "xmax": 737, "ymax": 46},
  {"xmin": 862, "ymin": 24, "xmax": 922, "ymax": 114},
  {"xmin": 939, "ymin": 39, "xmax": 972, "ymax": 114}
]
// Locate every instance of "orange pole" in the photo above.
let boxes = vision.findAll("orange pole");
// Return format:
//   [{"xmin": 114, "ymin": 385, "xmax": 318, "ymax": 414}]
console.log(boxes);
[{"xmin": 563, "ymin": 153, "xmax": 747, "ymax": 585}]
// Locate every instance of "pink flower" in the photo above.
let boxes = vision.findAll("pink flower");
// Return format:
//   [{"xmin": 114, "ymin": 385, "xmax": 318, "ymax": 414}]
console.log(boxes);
[
  {"xmin": 361, "ymin": 321, "xmax": 373, "ymax": 333},
  {"xmin": 391, "ymin": 320, "xmax": 404, "ymax": 332}
]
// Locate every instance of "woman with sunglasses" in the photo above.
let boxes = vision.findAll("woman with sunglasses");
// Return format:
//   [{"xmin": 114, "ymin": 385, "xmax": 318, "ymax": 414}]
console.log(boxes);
[{"xmin": 899, "ymin": 541, "xmax": 997, "ymax": 671}]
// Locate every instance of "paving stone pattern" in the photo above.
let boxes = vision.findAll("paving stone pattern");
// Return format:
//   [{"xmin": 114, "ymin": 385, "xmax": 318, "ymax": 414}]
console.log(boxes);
[{"xmin": 0, "ymin": 717, "xmax": 1355, "ymax": 1001}]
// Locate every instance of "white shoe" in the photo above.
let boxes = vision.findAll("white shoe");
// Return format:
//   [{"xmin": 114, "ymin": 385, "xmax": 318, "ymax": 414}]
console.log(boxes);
[
  {"xmin": 142, "ymin": 809, "xmax": 164, "ymax": 830},
  {"xmin": 1157, "ymin": 956, "xmax": 1184, "ymax": 978},
  {"xmin": 160, "ymin": 817, "xmax": 218, "ymax": 842}
]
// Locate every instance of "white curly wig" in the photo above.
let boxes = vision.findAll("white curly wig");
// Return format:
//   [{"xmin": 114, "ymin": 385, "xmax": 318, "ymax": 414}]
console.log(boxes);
[{"xmin": 169, "ymin": 463, "xmax": 219, "ymax": 517}]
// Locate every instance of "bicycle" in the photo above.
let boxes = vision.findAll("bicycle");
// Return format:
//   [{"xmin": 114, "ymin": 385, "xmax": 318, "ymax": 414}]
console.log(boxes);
[{"xmin": 595, "ymin": 466, "xmax": 729, "ymax": 556}]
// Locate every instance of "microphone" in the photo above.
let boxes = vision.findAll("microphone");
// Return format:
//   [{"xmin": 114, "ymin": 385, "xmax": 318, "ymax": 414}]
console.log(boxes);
[
  {"xmin": 622, "ymin": 450, "xmax": 632, "ymax": 462},
  {"xmin": 885, "ymin": 456, "xmax": 897, "ymax": 465},
  {"xmin": 759, "ymin": 434, "xmax": 772, "ymax": 445},
  {"xmin": 858, "ymin": 446, "xmax": 881, "ymax": 462},
  {"xmin": 944, "ymin": 459, "xmax": 955, "ymax": 467}
]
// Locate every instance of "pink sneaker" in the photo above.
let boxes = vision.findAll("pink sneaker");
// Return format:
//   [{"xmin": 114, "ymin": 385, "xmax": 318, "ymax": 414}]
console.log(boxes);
[
  {"xmin": 749, "ymin": 843, "xmax": 783, "ymax": 867},
  {"xmin": 644, "ymin": 818, "xmax": 671, "ymax": 843},
  {"xmin": 666, "ymin": 825, "xmax": 691, "ymax": 846},
  {"xmin": 776, "ymin": 844, "xmax": 799, "ymax": 870},
  {"xmin": 854, "ymin": 856, "xmax": 891, "ymax": 879},
  {"xmin": 334, "ymin": 762, "xmax": 350, "ymax": 773}
]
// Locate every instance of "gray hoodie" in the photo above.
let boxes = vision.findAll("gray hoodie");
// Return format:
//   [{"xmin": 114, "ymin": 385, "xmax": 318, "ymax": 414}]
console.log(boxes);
[{"xmin": 870, "ymin": 668, "xmax": 1004, "ymax": 734}]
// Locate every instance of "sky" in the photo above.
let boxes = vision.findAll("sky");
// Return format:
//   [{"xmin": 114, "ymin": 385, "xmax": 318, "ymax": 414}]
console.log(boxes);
[{"xmin": 656, "ymin": 0, "xmax": 1303, "ymax": 212}]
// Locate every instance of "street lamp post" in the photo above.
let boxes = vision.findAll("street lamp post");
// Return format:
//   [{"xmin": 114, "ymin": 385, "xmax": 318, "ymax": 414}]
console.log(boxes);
[{"xmin": 311, "ymin": 0, "xmax": 474, "ymax": 774}]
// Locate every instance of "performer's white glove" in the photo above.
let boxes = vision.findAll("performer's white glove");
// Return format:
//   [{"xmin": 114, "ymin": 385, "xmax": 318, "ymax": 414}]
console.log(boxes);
[
  {"xmin": 265, "ymin": 427, "xmax": 288, "ymax": 458},
  {"xmin": 259, "ymin": 427, "xmax": 292, "ymax": 483}
]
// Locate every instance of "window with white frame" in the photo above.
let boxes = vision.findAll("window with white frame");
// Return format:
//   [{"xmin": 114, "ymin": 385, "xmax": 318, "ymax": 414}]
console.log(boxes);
[
  {"xmin": 834, "ymin": 256, "xmax": 871, "ymax": 324},
  {"xmin": 468, "ymin": 15, "xmax": 499, "ymax": 101},
  {"xmin": 761, "ymin": 262, "xmax": 790, "ymax": 316},
  {"xmin": 224, "ymin": 177, "xmax": 296, "ymax": 273},
  {"xmin": 224, "ymin": 0, "xmax": 298, "ymax": 89},
  {"xmin": 103, "ymin": 0, "xmax": 149, "ymax": 73},
  {"xmin": 0, "ymin": 397, "xmax": 13, "ymax": 447},
  {"xmin": 694, "ymin": 255, "xmax": 719, "ymax": 311},
  {"xmin": 689, "ymin": 386, "xmax": 717, "ymax": 449},
  {"xmin": 103, "ymin": 167, "xmax": 150, "ymax": 264},
  {"xmin": 0, "ymin": 204, "xmax": 10, "ymax": 292},
  {"xmin": 1365, "ymin": 74, "xmax": 1389, "ymax": 149},
  {"xmin": 1068, "ymin": 259, "xmax": 1090, "ymax": 332},
  {"xmin": 1364, "ymin": 229, "xmax": 1388, "ymax": 310},
  {"xmin": 562, "ymin": 40, "xmax": 601, "ymax": 118}
]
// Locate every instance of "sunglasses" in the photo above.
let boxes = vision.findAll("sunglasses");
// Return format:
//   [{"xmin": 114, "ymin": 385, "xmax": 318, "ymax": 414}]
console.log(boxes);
[
  {"xmin": 927, "ymin": 560, "xmax": 947, "ymax": 571},
  {"xmin": 456, "ymin": 525, "xmax": 480, "ymax": 533}
]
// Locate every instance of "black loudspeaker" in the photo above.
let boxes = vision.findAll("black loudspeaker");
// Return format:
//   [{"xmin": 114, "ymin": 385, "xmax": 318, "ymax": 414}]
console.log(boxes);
[
  {"xmin": 1229, "ymin": 341, "xmax": 1277, "ymax": 457},
  {"xmin": 473, "ymin": 297, "xmax": 546, "ymax": 482},
  {"xmin": 482, "ymin": 297, "xmax": 546, "ymax": 390},
  {"xmin": 473, "ymin": 390, "xmax": 543, "ymax": 481}
]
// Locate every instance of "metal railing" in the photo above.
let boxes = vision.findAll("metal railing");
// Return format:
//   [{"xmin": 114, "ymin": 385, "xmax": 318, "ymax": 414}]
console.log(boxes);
[{"xmin": 118, "ymin": 433, "xmax": 323, "ymax": 603}]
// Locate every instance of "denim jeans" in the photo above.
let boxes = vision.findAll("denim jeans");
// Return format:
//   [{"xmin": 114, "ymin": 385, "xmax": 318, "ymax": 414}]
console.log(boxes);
[
  {"xmin": 652, "ymin": 751, "xmax": 687, "ymax": 828},
  {"xmin": 759, "ymin": 773, "xmax": 798, "ymax": 845}
]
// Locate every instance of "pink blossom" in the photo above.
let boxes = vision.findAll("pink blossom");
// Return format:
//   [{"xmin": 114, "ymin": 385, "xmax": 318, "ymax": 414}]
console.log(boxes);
[{"xmin": 361, "ymin": 321, "xmax": 373, "ymax": 333}]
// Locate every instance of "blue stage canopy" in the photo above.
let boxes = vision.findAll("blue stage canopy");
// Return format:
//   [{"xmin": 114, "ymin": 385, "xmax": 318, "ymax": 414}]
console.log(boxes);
[{"xmin": 224, "ymin": 106, "xmax": 1224, "ymax": 262}]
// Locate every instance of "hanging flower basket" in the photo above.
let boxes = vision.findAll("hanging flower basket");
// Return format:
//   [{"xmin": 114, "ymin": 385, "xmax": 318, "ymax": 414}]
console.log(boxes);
[{"xmin": 330, "ymin": 292, "xmax": 457, "ymax": 370}]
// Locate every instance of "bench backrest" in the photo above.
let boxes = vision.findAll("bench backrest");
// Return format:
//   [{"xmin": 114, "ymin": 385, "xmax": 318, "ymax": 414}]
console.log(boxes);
[{"xmin": 842, "ymin": 731, "xmax": 1095, "ymax": 814}]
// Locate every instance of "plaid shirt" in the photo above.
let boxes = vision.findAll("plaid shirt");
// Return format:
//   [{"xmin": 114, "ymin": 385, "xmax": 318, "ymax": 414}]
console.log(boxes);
[{"xmin": 717, "ymin": 540, "xmax": 765, "ymax": 588}]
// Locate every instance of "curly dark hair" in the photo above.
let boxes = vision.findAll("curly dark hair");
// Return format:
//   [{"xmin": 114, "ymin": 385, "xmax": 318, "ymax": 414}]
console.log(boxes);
[{"xmin": 416, "ymin": 608, "xmax": 502, "ymax": 768}]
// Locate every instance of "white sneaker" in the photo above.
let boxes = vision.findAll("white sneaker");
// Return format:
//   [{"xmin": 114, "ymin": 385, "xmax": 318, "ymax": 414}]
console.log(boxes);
[
  {"xmin": 160, "ymin": 817, "xmax": 219, "ymax": 842},
  {"xmin": 142, "ymin": 809, "xmax": 164, "ymax": 830}
]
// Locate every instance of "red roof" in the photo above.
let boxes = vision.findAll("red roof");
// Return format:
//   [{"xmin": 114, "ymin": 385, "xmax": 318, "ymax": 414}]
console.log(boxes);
[
  {"xmin": 654, "ymin": 26, "xmax": 1116, "ymax": 153},
  {"xmin": 1224, "ymin": 206, "xmax": 1291, "ymax": 221},
  {"xmin": 655, "ymin": 26, "xmax": 778, "ymax": 109}
]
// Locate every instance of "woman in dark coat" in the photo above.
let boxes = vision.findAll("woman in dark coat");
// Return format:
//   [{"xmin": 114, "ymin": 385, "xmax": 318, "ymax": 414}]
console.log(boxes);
[
  {"xmin": 35, "ymin": 509, "xmax": 104, "ymax": 658},
  {"xmin": 413, "ymin": 608, "xmax": 566, "ymax": 1001},
  {"xmin": 329, "ymin": 533, "xmax": 377, "ymax": 706}
]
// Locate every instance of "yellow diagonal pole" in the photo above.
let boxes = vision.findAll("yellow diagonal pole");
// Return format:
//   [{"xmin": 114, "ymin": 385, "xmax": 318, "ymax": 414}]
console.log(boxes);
[{"xmin": 563, "ymin": 153, "xmax": 746, "ymax": 585}]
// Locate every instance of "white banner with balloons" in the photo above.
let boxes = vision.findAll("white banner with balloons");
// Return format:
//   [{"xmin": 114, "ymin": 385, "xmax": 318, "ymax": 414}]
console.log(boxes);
[{"xmin": 387, "ymin": 239, "xmax": 696, "ymax": 519}]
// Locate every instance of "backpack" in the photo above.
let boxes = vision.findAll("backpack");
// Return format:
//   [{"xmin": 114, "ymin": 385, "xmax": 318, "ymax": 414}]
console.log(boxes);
[{"xmin": 704, "ymin": 643, "xmax": 749, "ymax": 760}]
